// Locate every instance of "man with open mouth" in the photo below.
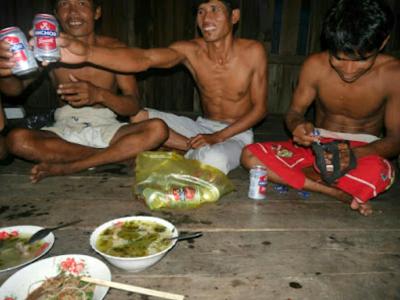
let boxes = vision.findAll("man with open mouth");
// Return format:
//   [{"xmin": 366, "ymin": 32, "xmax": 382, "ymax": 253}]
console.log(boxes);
[{"xmin": 53, "ymin": 0, "xmax": 268, "ymax": 175}]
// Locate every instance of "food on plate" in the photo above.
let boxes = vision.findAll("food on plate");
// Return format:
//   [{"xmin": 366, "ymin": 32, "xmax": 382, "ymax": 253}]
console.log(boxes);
[
  {"xmin": 26, "ymin": 274, "xmax": 95, "ymax": 300},
  {"xmin": 96, "ymin": 220, "xmax": 173, "ymax": 257},
  {"xmin": 0, "ymin": 230, "xmax": 48, "ymax": 271}
]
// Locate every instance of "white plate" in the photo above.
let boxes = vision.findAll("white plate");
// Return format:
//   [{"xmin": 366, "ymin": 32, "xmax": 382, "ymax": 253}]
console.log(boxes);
[
  {"xmin": 0, "ymin": 225, "xmax": 55, "ymax": 273},
  {"xmin": 0, "ymin": 254, "xmax": 111, "ymax": 300}
]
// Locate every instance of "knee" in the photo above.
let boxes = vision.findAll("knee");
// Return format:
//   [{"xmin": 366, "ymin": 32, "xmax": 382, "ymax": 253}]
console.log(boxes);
[
  {"xmin": 240, "ymin": 146, "xmax": 256, "ymax": 170},
  {"xmin": 146, "ymin": 118, "xmax": 169, "ymax": 144},
  {"xmin": 130, "ymin": 110, "xmax": 149, "ymax": 123},
  {"xmin": 191, "ymin": 147, "xmax": 231, "ymax": 174},
  {"xmin": 6, "ymin": 128, "xmax": 32, "ymax": 155}
]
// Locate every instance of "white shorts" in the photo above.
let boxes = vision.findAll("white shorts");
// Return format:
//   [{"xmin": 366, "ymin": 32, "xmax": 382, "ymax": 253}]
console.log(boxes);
[
  {"xmin": 147, "ymin": 108, "xmax": 254, "ymax": 174},
  {"xmin": 42, "ymin": 105, "xmax": 126, "ymax": 148}
]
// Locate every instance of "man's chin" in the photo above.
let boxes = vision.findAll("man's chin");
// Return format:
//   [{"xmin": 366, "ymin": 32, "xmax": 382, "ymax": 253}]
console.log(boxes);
[
  {"xmin": 67, "ymin": 30, "xmax": 88, "ymax": 38},
  {"xmin": 65, "ymin": 28, "xmax": 90, "ymax": 38},
  {"xmin": 202, "ymin": 35, "xmax": 221, "ymax": 43},
  {"xmin": 342, "ymin": 78, "xmax": 357, "ymax": 83},
  {"xmin": 339, "ymin": 74, "xmax": 361, "ymax": 83}
]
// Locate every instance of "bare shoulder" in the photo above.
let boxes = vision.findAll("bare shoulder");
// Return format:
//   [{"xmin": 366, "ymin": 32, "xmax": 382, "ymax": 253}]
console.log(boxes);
[
  {"xmin": 237, "ymin": 39, "xmax": 267, "ymax": 58},
  {"xmin": 376, "ymin": 55, "xmax": 400, "ymax": 96},
  {"xmin": 299, "ymin": 52, "xmax": 328, "ymax": 78},
  {"xmin": 95, "ymin": 35, "xmax": 127, "ymax": 48},
  {"xmin": 377, "ymin": 54, "xmax": 400, "ymax": 77},
  {"xmin": 238, "ymin": 39, "xmax": 265, "ymax": 50},
  {"xmin": 302, "ymin": 52, "xmax": 326, "ymax": 69},
  {"xmin": 169, "ymin": 39, "xmax": 201, "ymax": 55}
]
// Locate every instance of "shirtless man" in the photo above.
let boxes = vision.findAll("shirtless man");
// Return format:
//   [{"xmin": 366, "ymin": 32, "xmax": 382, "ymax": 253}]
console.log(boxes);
[
  {"xmin": 54, "ymin": 0, "xmax": 268, "ymax": 174},
  {"xmin": 241, "ymin": 0, "xmax": 400, "ymax": 216},
  {"xmin": 0, "ymin": 0, "xmax": 168, "ymax": 182}
]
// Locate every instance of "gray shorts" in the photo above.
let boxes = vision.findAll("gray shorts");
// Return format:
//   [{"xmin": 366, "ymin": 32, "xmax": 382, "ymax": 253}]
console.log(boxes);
[{"xmin": 147, "ymin": 108, "xmax": 254, "ymax": 174}]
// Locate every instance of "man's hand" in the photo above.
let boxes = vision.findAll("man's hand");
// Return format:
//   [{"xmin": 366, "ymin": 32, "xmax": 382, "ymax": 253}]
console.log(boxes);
[
  {"xmin": 56, "ymin": 33, "xmax": 90, "ymax": 64},
  {"xmin": 188, "ymin": 133, "xmax": 222, "ymax": 149},
  {"xmin": 57, "ymin": 74, "xmax": 100, "ymax": 107},
  {"xmin": 292, "ymin": 121, "xmax": 319, "ymax": 146},
  {"xmin": 0, "ymin": 40, "xmax": 15, "ymax": 77}
]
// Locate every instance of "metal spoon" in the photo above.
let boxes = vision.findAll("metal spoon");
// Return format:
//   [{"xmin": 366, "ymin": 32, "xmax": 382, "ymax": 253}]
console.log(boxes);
[
  {"xmin": 169, "ymin": 232, "xmax": 203, "ymax": 242},
  {"xmin": 27, "ymin": 219, "xmax": 82, "ymax": 244}
]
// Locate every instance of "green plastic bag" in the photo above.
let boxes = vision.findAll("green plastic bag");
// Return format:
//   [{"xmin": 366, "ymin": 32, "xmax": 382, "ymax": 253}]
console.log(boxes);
[{"xmin": 134, "ymin": 151, "xmax": 235, "ymax": 210}]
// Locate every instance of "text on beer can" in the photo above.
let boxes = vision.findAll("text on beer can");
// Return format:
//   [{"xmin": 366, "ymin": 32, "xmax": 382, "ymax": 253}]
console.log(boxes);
[
  {"xmin": 33, "ymin": 14, "xmax": 60, "ymax": 62},
  {"xmin": 0, "ymin": 27, "xmax": 38, "ymax": 76},
  {"xmin": 248, "ymin": 166, "xmax": 268, "ymax": 200}
]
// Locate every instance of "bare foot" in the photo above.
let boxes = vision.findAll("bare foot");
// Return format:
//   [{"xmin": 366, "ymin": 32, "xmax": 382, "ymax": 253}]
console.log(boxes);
[
  {"xmin": 350, "ymin": 198, "xmax": 373, "ymax": 216},
  {"xmin": 30, "ymin": 162, "xmax": 72, "ymax": 183}
]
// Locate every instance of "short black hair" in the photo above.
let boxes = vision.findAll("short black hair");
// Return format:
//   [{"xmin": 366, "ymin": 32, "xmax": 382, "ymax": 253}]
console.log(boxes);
[
  {"xmin": 52, "ymin": 0, "xmax": 102, "ymax": 11},
  {"xmin": 193, "ymin": 0, "xmax": 240, "ymax": 16},
  {"xmin": 322, "ymin": 0, "xmax": 394, "ymax": 59}
]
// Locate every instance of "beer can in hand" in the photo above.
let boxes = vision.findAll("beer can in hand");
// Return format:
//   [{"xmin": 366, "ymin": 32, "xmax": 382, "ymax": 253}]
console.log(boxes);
[
  {"xmin": 0, "ymin": 27, "xmax": 38, "ymax": 76},
  {"xmin": 33, "ymin": 14, "xmax": 60, "ymax": 62},
  {"xmin": 248, "ymin": 165, "xmax": 268, "ymax": 200}
]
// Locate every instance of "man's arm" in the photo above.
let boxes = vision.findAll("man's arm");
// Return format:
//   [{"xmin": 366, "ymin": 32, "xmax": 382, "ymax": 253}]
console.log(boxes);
[
  {"xmin": 285, "ymin": 55, "xmax": 320, "ymax": 146},
  {"xmin": 104, "ymin": 73, "xmax": 141, "ymax": 116},
  {"xmin": 353, "ymin": 63, "xmax": 400, "ymax": 159},
  {"xmin": 57, "ymin": 72, "xmax": 140, "ymax": 117},
  {"xmin": 57, "ymin": 34, "xmax": 186, "ymax": 73},
  {"xmin": 56, "ymin": 38, "xmax": 142, "ymax": 116}
]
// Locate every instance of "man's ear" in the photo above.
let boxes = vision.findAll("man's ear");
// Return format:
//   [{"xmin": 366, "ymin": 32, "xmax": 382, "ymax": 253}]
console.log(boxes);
[
  {"xmin": 379, "ymin": 35, "xmax": 390, "ymax": 51},
  {"xmin": 94, "ymin": 6, "xmax": 102, "ymax": 20},
  {"xmin": 231, "ymin": 9, "xmax": 240, "ymax": 25}
]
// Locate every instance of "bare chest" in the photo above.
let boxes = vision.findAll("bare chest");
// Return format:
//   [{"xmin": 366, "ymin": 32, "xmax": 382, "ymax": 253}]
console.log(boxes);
[
  {"xmin": 318, "ymin": 78, "xmax": 386, "ymax": 117},
  {"xmin": 191, "ymin": 60, "xmax": 252, "ymax": 101},
  {"xmin": 52, "ymin": 67, "xmax": 116, "ymax": 90}
]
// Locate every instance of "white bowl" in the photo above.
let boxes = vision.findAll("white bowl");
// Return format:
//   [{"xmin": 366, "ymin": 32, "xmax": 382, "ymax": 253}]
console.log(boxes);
[{"xmin": 90, "ymin": 216, "xmax": 178, "ymax": 272}]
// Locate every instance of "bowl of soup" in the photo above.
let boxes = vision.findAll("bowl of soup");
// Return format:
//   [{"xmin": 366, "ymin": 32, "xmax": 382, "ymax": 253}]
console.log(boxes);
[{"xmin": 90, "ymin": 216, "xmax": 178, "ymax": 272}]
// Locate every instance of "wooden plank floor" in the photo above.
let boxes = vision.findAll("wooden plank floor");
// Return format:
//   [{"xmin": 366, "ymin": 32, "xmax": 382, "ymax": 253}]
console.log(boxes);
[
  {"xmin": 1, "ymin": 115, "xmax": 400, "ymax": 299},
  {"xmin": 0, "ymin": 158, "xmax": 399, "ymax": 300}
]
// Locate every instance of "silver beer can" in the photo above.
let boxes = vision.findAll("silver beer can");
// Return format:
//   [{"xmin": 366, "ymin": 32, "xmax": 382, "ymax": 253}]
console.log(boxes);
[
  {"xmin": 33, "ymin": 14, "xmax": 60, "ymax": 62},
  {"xmin": 248, "ymin": 165, "xmax": 268, "ymax": 200},
  {"xmin": 0, "ymin": 27, "xmax": 38, "ymax": 76}
]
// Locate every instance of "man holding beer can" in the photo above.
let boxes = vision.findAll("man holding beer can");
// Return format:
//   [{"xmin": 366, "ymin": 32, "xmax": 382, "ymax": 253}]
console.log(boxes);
[
  {"xmin": 52, "ymin": 0, "xmax": 268, "ymax": 176},
  {"xmin": 0, "ymin": 26, "xmax": 39, "ymax": 161},
  {"xmin": 0, "ymin": 0, "xmax": 168, "ymax": 182}
]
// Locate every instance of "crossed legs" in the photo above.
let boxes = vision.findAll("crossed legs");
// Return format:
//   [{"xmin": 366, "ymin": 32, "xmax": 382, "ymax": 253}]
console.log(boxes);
[
  {"xmin": 240, "ymin": 148, "xmax": 372, "ymax": 216},
  {"xmin": 131, "ymin": 110, "xmax": 190, "ymax": 151},
  {"xmin": 6, "ymin": 119, "xmax": 168, "ymax": 182}
]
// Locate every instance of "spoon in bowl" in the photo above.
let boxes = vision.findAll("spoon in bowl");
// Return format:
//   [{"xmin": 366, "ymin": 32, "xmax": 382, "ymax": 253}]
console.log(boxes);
[
  {"xmin": 168, "ymin": 232, "xmax": 203, "ymax": 242},
  {"xmin": 27, "ymin": 219, "xmax": 82, "ymax": 244}
]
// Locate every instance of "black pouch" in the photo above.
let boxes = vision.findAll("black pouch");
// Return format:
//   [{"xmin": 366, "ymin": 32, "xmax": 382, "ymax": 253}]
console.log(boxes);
[
  {"xmin": 25, "ymin": 109, "xmax": 56, "ymax": 129},
  {"xmin": 312, "ymin": 140, "xmax": 357, "ymax": 185}
]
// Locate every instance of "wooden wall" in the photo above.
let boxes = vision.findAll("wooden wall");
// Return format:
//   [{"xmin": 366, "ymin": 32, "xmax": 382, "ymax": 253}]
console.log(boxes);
[{"xmin": 1, "ymin": 0, "xmax": 400, "ymax": 115}]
